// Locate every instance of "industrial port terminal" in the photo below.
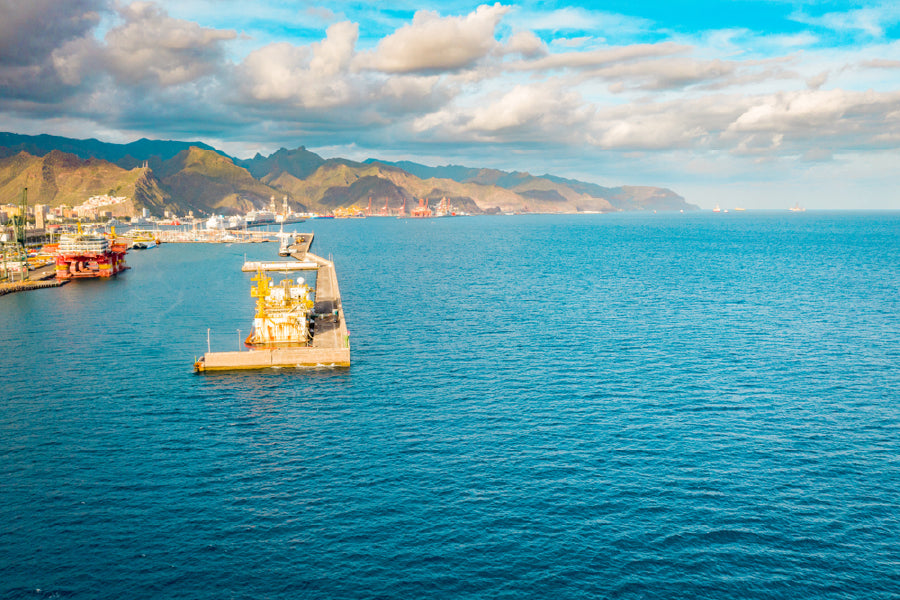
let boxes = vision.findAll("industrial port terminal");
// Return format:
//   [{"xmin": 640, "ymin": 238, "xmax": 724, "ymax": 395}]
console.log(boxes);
[{"xmin": 193, "ymin": 232, "xmax": 351, "ymax": 371}]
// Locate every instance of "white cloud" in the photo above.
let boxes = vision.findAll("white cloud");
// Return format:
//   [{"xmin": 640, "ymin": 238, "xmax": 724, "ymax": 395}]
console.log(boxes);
[
  {"xmin": 594, "ymin": 114, "xmax": 709, "ymax": 150},
  {"xmin": 806, "ymin": 71, "xmax": 829, "ymax": 90},
  {"xmin": 240, "ymin": 21, "xmax": 358, "ymax": 106},
  {"xmin": 502, "ymin": 30, "xmax": 546, "ymax": 57},
  {"xmin": 550, "ymin": 36, "xmax": 597, "ymax": 49},
  {"xmin": 410, "ymin": 82, "xmax": 595, "ymax": 147},
  {"xmin": 726, "ymin": 89, "xmax": 897, "ymax": 137},
  {"xmin": 790, "ymin": 4, "xmax": 900, "ymax": 38},
  {"xmin": 468, "ymin": 84, "xmax": 589, "ymax": 133},
  {"xmin": 590, "ymin": 57, "xmax": 736, "ymax": 91},
  {"xmin": 106, "ymin": 2, "xmax": 235, "ymax": 86},
  {"xmin": 359, "ymin": 3, "xmax": 509, "ymax": 73},
  {"xmin": 409, "ymin": 78, "xmax": 900, "ymax": 162},
  {"xmin": 52, "ymin": 37, "xmax": 101, "ymax": 86},
  {"xmin": 513, "ymin": 6, "xmax": 651, "ymax": 37},
  {"xmin": 377, "ymin": 75, "xmax": 447, "ymax": 112},
  {"xmin": 0, "ymin": 0, "xmax": 103, "ymax": 100},
  {"xmin": 861, "ymin": 59, "xmax": 900, "ymax": 69},
  {"xmin": 49, "ymin": 1, "xmax": 236, "ymax": 87},
  {"xmin": 305, "ymin": 6, "xmax": 336, "ymax": 22},
  {"xmin": 512, "ymin": 42, "xmax": 689, "ymax": 72}
]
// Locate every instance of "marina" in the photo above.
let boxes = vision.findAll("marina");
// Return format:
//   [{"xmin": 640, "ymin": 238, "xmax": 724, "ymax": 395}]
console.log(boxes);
[{"xmin": 152, "ymin": 229, "xmax": 277, "ymax": 244}]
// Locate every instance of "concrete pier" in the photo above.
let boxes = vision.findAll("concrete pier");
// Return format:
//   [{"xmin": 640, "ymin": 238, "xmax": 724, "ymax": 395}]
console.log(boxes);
[
  {"xmin": 194, "ymin": 233, "xmax": 350, "ymax": 371},
  {"xmin": 0, "ymin": 264, "xmax": 69, "ymax": 296},
  {"xmin": 196, "ymin": 345, "xmax": 350, "ymax": 370},
  {"xmin": 0, "ymin": 278, "xmax": 68, "ymax": 296},
  {"xmin": 241, "ymin": 260, "xmax": 318, "ymax": 272}
]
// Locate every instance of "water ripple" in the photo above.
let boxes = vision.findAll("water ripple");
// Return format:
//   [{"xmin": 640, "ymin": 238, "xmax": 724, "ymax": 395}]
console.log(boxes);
[{"xmin": 2, "ymin": 213, "xmax": 899, "ymax": 599}]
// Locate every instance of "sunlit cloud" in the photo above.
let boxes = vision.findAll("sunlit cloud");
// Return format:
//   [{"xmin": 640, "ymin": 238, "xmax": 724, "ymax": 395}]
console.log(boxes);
[
  {"xmin": 790, "ymin": 4, "xmax": 900, "ymax": 38},
  {"xmin": 239, "ymin": 21, "xmax": 358, "ymax": 106},
  {"xmin": 358, "ymin": 3, "xmax": 509, "ymax": 73}
]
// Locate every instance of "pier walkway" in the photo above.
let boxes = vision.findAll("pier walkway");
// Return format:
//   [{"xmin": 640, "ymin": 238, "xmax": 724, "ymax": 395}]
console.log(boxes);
[
  {"xmin": 307, "ymin": 253, "xmax": 347, "ymax": 353},
  {"xmin": 0, "ymin": 265, "xmax": 69, "ymax": 296},
  {"xmin": 0, "ymin": 278, "xmax": 68, "ymax": 296}
]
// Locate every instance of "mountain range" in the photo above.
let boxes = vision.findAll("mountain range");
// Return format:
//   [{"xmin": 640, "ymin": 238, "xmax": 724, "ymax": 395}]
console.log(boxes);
[{"xmin": 0, "ymin": 132, "xmax": 697, "ymax": 216}]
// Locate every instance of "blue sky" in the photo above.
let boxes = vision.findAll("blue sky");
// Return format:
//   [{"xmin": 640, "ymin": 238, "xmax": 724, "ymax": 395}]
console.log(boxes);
[{"xmin": 1, "ymin": 0, "xmax": 899, "ymax": 209}]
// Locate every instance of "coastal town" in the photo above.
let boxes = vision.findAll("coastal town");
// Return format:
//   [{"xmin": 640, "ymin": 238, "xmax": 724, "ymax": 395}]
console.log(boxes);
[{"xmin": 0, "ymin": 189, "xmax": 464, "ymax": 294}]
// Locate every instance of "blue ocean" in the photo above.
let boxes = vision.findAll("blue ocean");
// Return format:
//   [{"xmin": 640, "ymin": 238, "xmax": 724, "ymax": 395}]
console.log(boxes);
[{"xmin": 2, "ymin": 212, "xmax": 899, "ymax": 599}]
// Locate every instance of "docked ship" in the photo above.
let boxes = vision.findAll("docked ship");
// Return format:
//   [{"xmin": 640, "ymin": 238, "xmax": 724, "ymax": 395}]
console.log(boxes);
[
  {"xmin": 245, "ymin": 269, "xmax": 315, "ymax": 347},
  {"xmin": 53, "ymin": 233, "xmax": 129, "ymax": 279},
  {"xmin": 276, "ymin": 213, "xmax": 307, "ymax": 224},
  {"xmin": 131, "ymin": 239, "xmax": 157, "ymax": 250},
  {"xmin": 124, "ymin": 229, "xmax": 160, "ymax": 249},
  {"xmin": 434, "ymin": 196, "xmax": 456, "ymax": 217},
  {"xmin": 245, "ymin": 210, "xmax": 276, "ymax": 226},
  {"xmin": 410, "ymin": 198, "xmax": 433, "ymax": 218},
  {"xmin": 206, "ymin": 215, "xmax": 226, "ymax": 230}
]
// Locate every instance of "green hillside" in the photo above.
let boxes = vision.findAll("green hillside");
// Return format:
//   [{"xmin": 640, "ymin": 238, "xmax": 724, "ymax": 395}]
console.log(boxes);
[
  {"xmin": 0, "ymin": 150, "xmax": 169, "ymax": 214},
  {"xmin": 156, "ymin": 147, "xmax": 300, "ymax": 215}
]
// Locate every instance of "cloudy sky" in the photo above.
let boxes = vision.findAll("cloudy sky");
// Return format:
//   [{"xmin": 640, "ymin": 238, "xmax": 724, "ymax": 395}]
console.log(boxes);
[{"xmin": 1, "ymin": 0, "xmax": 899, "ymax": 208}]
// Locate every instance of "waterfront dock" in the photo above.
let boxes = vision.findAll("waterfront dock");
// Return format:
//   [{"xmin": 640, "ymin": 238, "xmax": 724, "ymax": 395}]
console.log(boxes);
[
  {"xmin": 0, "ymin": 277, "xmax": 68, "ymax": 296},
  {"xmin": 194, "ymin": 233, "xmax": 350, "ymax": 371},
  {"xmin": 0, "ymin": 264, "xmax": 69, "ymax": 296}
]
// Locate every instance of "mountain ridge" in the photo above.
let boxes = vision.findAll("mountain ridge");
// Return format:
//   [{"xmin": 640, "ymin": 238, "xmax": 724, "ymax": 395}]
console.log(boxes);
[{"xmin": 0, "ymin": 132, "xmax": 698, "ymax": 216}]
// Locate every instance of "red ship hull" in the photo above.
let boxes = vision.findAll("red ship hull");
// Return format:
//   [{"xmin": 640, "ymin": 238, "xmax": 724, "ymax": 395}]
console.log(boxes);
[{"xmin": 54, "ymin": 243, "xmax": 129, "ymax": 279}]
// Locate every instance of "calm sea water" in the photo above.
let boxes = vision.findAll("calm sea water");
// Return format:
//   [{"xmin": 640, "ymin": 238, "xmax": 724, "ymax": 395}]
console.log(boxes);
[{"xmin": 2, "ymin": 212, "xmax": 899, "ymax": 599}]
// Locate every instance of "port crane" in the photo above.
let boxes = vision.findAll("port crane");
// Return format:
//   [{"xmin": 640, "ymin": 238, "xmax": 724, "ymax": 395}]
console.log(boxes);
[{"xmin": 2, "ymin": 188, "xmax": 29, "ymax": 281}]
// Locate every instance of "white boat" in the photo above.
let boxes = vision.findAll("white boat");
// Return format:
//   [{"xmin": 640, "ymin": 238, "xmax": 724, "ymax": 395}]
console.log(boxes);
[
  {"xmin": 206, "ymin": 215, "xmax": 226, "ymax": 230},
  {"xmin": 789, "ymin": 202, "xmax": 806, "ymax": 212}
]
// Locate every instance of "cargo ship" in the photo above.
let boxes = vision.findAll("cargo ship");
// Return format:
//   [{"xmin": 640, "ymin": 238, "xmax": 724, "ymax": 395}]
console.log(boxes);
[
  {"xmin": 51, "ymin": 233, "xmax": 129, "ymax": 279},
  {"xmin": 245, "ymin": 269, "xmax": 315, "ymax": 347},
  {"xmin": 245, "ymin": 210, "xmax": 276, "ymax": 226}
]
